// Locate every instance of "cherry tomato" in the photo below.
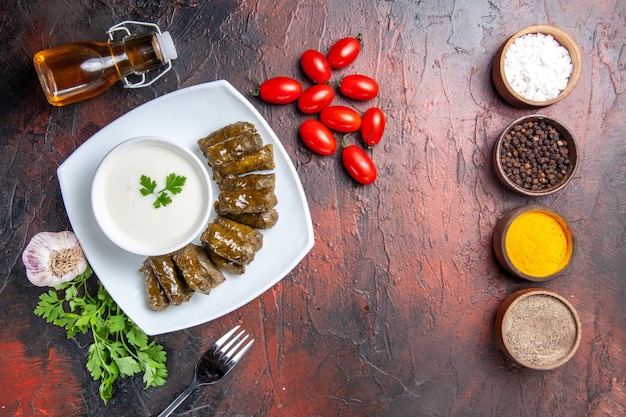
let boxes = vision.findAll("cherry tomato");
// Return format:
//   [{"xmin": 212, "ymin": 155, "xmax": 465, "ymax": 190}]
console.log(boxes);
[
  {"xmin": 327, "ymin": 34, "xmax": 362, "ymax": 69},
  {"xmin": 299, "ymin": 119, "xmax": 337, "ymax": 156},
  {"xmin": 361, "ymin": 107, "xmax": 386, "ymax": 147},
  {"xmin": 252, "ymin": 77, "xmax": 302, "ymax": 104},
  {"xmin": 342, "ymin": 144, "xmax": 377, "ymax": 184},
  {"xmin": 298, "ymin": 84, "xmax": 335, "ymax": 114},
  {"xmin": 300, "ymin": 50, "xmax": 332, "ymax": 83},
  {"xmin": 339, "ymin": 74, "xmax": 379, "ymax": 100},
  {"xmin": 320, "ymin": 106, "xmax": 362, "ymax": 133}
]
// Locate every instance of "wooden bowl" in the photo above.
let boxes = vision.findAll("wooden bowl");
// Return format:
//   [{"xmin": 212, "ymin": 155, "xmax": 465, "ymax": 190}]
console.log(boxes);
[
  {"xmin": 493, "ymin": 205, "xmax": 574, "ymax": 281},
  {"xmin": 495, "ymin": 288, "xmax": 582, "ymax": 370},
  {"xmin": 492, "ymin": 25, "xmax": 582, "ymax": 108},
  {"xmin": 492, "ymin": 114, "xmax": 579, "ymax": 196}
]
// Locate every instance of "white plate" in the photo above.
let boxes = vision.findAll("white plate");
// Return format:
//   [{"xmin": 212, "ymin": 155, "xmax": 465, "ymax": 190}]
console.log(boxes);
[{"xmin": 58, "ymin": 80, "xmax": 314, "ymax": 335}]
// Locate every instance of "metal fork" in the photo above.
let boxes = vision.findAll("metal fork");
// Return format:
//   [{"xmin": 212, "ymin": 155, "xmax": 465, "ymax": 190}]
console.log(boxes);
[{"xmin": 157, "ymin": 325, "xmax": 254, "ymax": 417}]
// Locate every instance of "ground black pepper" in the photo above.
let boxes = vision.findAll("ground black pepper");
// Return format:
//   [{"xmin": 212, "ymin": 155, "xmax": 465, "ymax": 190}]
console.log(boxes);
[
  {"xmin": 504, "ymin": 294, "xmax": 577, "ymax": 367},
  {"xmin": 500, "ymin": 120, "xmax": 571, "ymax": 191}
]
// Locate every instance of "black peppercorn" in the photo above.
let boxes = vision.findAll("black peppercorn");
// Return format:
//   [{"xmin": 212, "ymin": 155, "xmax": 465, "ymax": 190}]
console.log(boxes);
[{"xmin": 499, "ymin": 121, "xmax": 570, "ymax": 192}]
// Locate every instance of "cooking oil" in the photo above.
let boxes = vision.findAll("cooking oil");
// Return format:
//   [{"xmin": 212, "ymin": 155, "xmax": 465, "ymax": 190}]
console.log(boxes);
[{"xmin": 33, "ymin": 21, "xmax": 177, "ymax": 106}]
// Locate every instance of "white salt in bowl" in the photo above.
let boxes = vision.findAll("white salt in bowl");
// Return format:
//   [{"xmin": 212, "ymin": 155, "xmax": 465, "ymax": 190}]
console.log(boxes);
[{"xmin": 492, "ymin": 25, "xmax": 582, "ymax": 108}]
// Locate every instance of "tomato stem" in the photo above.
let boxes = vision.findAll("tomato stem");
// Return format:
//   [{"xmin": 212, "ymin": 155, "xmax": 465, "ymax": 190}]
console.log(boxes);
[
  {"xmin": 329, "ymin": 76, "xmax": 344, "ymax": 87},
  {"xmin": 249, "ymin": 76, "xmax": 261, "ymax": 96},
  {"xmin": 341, "ymin": 134, "xmax": 352, "ymax": 149}
]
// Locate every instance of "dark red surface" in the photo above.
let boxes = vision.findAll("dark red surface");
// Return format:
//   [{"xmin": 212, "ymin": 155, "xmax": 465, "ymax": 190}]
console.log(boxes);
[{"xmin": 1, "ymin": 1, "xmax": 625, "ymax": 416}]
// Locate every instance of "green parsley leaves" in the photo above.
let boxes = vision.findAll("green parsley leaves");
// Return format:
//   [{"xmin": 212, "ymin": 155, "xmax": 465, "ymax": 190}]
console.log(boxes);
[
  {"xmin": 140, "ymin": 173, "xmax": 187, "ymax": 208},
  {"xmin": 34, "ymin": 266, "xmax": 168, "ymax": 403}
]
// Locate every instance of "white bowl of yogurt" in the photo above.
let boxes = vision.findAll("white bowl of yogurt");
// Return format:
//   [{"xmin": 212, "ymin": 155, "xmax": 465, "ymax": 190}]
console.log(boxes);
[{"xmin": 91, "ymin": 136, "xmax": 212, "ymax": 256}]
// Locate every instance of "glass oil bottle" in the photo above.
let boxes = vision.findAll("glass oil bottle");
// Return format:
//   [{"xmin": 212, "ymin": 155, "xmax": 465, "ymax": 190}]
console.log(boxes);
[{"xmin": 33, "ymin": 21, "xmax": 177, "ymax": 106}]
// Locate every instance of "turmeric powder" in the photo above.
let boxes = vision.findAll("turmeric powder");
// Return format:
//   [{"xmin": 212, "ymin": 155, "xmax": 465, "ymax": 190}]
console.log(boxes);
[{"xmin": 505, "ymin": 210, "xmax": 572, "ymax": 278}]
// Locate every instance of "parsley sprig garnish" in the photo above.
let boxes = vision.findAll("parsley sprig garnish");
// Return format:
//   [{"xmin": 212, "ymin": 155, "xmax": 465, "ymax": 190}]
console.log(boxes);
[
  {"xmin": 140, "ymin": 173, "xmax": 187, "ymax": 208},
  {"xmin": 34, "ymin": 266, "xmax": 168, "ymax": 403}
]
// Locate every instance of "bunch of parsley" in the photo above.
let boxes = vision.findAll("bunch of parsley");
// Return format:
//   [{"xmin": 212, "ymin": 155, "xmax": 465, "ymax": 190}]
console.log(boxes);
[{"xmin": 34, "ymin": 266, "xmax": 168, "ymax": 403}]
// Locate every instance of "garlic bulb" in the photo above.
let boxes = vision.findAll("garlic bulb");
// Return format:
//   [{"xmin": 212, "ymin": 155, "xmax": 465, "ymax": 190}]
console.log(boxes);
[{"xmin": 22, "ymin": 231, "xmax": 88, "ymax": 287}]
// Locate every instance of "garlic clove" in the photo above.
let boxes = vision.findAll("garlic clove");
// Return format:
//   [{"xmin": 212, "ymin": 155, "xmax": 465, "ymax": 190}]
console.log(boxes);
[{"xmin": 22, "ymin": 231, "xmax": 88, "ymax": 287}]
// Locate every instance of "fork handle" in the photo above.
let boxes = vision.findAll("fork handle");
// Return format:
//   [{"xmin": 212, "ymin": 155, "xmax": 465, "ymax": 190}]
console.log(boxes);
[{"xmin": 157, "ymin": 379, "xmax": 200, "ymax": 417}]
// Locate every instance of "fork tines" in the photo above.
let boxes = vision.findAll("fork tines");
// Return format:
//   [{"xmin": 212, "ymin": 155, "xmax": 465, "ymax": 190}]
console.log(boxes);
[{"xmin": 213, "ymin": 325, "xmax": 255, "ymax": 367}]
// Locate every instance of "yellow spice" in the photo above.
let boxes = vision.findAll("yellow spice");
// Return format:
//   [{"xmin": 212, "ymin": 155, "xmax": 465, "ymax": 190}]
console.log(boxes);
[{"xmin": 505, "ymin": 210, "xmax": 572, "ymax": 278}]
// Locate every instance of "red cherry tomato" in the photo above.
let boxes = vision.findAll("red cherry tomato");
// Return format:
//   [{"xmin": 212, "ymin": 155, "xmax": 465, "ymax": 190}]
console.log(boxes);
[
  {"xmin": 361, "ymin": 107, "xmax": 386, "ymax": 147},
  {"xmin": 298, "ymin": 84, "xmax": 335, "ymax": 114},
  {"xmin": 320, "ymin": 106, "xmax": 361, "ymax": 133},
  {"xmin": 327, "ymin": 34, "xmax": 362, "ymax": 69},
  {"xmin": 300, "ymin": 50, "xmax": 332, "ymax": 83},
  {"xmin": 342, "ymin": 144, "xmax": 377, "ymax": 184},
  {"xmin": 299, "ymin": 119, "xmax": 337, "ymax": 156},
  {"xmin": 339, "ymin": 74, "xmax": 379, "ymax": 100},
  {"xmin": 252, "ymin": 77, "xmax": 302, "ymax": 104}
]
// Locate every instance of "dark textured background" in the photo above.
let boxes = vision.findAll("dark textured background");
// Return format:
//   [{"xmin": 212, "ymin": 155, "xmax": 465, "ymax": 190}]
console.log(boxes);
[{"xmin": 1, "ymin": 1, "xmax": 624, "ymax": 416}]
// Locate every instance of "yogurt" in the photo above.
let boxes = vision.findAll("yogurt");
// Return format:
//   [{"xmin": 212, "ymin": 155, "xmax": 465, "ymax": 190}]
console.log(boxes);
[{"xmin": 92, "ymin": 137, "xmax": 212, "ymax": 256}]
